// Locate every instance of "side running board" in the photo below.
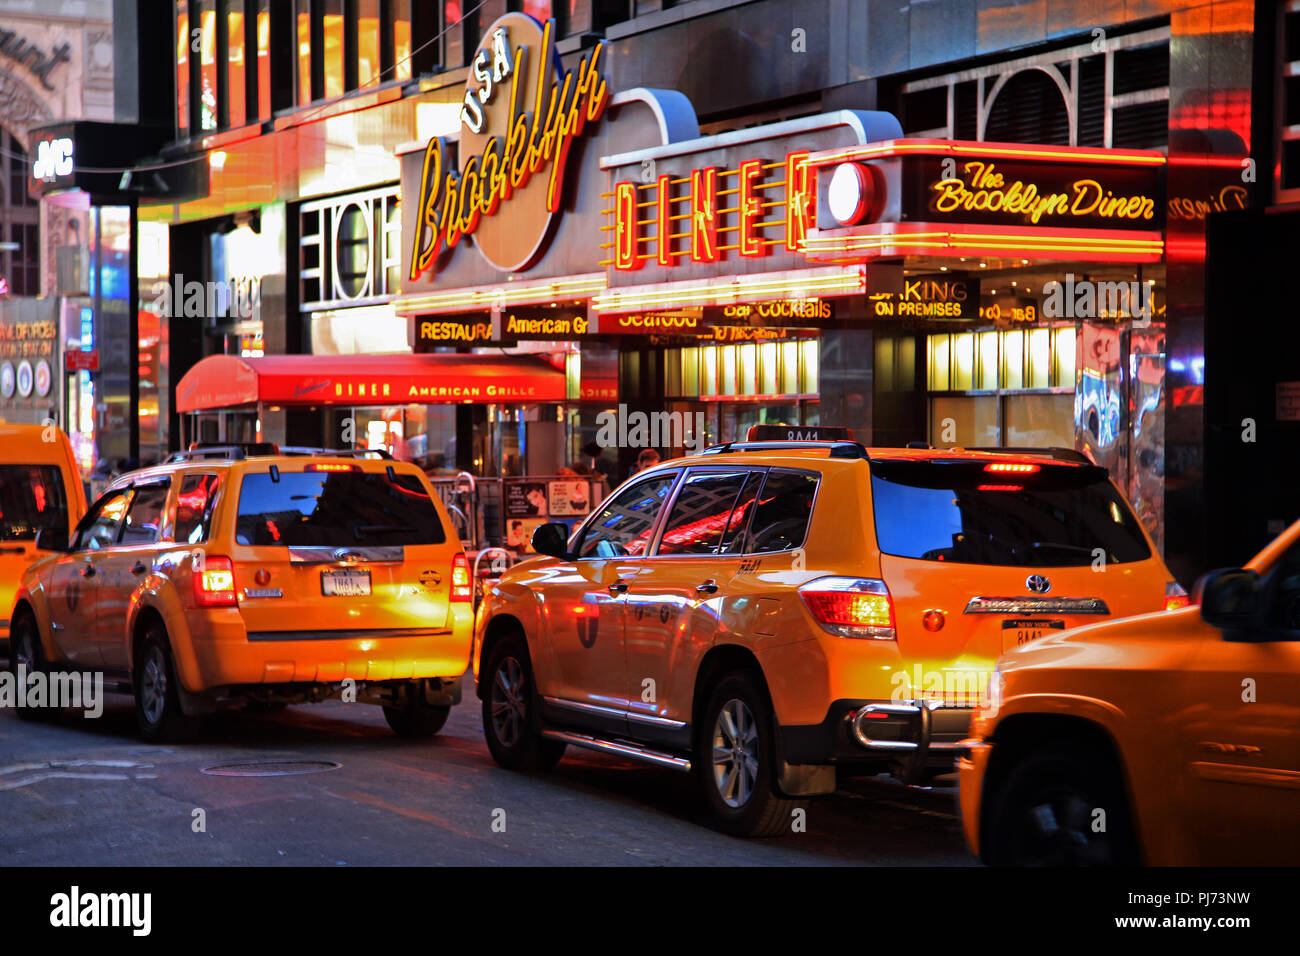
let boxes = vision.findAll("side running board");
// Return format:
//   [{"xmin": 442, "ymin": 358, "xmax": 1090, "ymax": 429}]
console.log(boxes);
[{"xmin": 542, "ymin": 730, "xmax": 692, "ymax": 773}]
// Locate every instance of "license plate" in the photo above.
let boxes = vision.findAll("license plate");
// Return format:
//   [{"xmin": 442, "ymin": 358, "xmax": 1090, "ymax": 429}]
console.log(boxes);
[
  {"xmin": 321, "ymin": 569, "xmax": 371, "ymax": 596},
  {"xmin": 1001, "ymin": 618, "xmax": 1065, "ymax": 649}
]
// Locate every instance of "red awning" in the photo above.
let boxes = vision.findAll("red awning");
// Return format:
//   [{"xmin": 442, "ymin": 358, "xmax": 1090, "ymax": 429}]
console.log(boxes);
[{"xmin": 175, "ymin": 352, "xmax": 568, "ymax": 412}]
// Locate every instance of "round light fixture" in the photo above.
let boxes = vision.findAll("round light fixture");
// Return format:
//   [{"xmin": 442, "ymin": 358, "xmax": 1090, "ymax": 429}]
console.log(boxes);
[{"xmin": 827, "ymin": 162, "xmax": 872, "ymax": 225}]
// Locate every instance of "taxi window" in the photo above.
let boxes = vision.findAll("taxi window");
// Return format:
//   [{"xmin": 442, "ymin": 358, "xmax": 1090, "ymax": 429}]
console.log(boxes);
[
  {"xmin": 657, "ymin": 471, "xmax": 751, "ymax": 556},
  {"xmin": 576, "ymin": 472, "xmax": 676, "ymax": 559},
  {"xmin": 118, "ymin": 483, "xmax": 169, "ymax": 546},
  {"xmin": 74, "ymin": 489, "xmax": 132, "ymax": 551},
  {"xmin": 0, "ymin": 464, "xmax": 69, "ymax": 542},
  {"xmin": 869, "ymin": 459, "xmax": 1151, "ymax": 566},
  {"xmin": 234, "ymin": 469, "xmax": 446, "ymax": 546},
  {"xmin": 175, "ymin": 473, "xmax": 219, "ymax": 544},
  {"xmin": 746, "ymin": 470, "xmax": 818, "ymax": 553}
]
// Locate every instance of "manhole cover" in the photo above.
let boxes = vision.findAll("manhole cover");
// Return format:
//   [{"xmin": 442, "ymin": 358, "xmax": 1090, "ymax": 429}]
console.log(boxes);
[{"xmin": 200, "ymin": 760, "xmax": 342, "ymax": 777}]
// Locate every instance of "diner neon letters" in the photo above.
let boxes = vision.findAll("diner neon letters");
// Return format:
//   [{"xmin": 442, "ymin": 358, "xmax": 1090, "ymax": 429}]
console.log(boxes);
[
  {"xmin": 931, "ymin": 161, "xmax": 1156, "ymax": 225},
  {"xmin": 409, "ymin": 35, "xmax": 609, "ymax": 280},
  {"xmin": 612, "ymin": 151, "xmax": 813, "ymax": 270}
]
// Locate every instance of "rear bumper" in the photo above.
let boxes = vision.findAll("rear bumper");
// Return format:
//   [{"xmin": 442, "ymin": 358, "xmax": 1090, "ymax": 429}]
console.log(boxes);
[
  {"xmin": 780, "ymin": 698, "xmax": 974, "ymax": 780},
  {"xmin": 181, "ymin": 611, "xmax": 472, "ymax": 690}
]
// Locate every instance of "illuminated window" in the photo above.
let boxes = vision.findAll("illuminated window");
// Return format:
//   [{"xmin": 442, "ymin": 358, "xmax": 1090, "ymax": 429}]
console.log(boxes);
[
  {"xmin": 392, "ymin": 0, "xmax": 412, "ymax": 81},
  {"xmin": 227, "ymin": 1, "xmax": 246, "ymax": 127},
  {"xmin": 256, "ymin": 4, "xmax": 271, "ymax": 118},
  {"xmin": 1, "ymin": 128, "xmax": 39, "ymax": 296},
  {"xmin": 1052, "ymin": 326, "xmax": 1076, "ymax": 387},
  {"xmin": 951, "ymin": 333, "xmax": 975, "ymax": 390},
  {"xmin": 738, "ymin": 343, "xmax": 756, "ymax": 396},
  {"xmin": 200, "ymin": 2, "xmax": 218, "ymax": 130},
  {"xmin": 929, "ymin": 334, "xmax": 950, "ymax": 390},
  {"xmin": 297, "ymin": 0, "xmax": 312, "ymax": 104},
  {"xmin": 357, "ymin": 0, "xmax": 380, "ymax": 87},
  {"xmin": 176, "ymin": 2, "xmax": 190, "ymax": 133},
  {"xmin": 759, "ymin": 342, "xmax": 778, "ymax": 395},
  {"xmin": 1002, "ymin": 330, "xmax": 1024, "ymax": 389},
  {"xmin": 799, "ymin": 340, "xmax": 818, "ymax": 394},
  {"xmin": 323, "ymin": 0, "xmax": 343, "ymax": 99},
  {"xmin": 1027, "ymin": 327, "xmax": 1051, "ymax": 389},
  {"xmin": 978, "ymin": 331, "xmax": 1000, "ymax": 390}
]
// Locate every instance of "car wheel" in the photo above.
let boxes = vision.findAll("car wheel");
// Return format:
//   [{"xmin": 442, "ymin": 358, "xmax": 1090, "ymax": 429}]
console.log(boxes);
[
  {"xmin": 134, "ymin": 625, "xmax": 199, "ymax": 742},
  {"xmin": 697, "ymin": 672, "xmax": 799, "ymax": 838},
  {"xmin": 985, "ymin": 747, "xmax": 1138, "ymax": 866},
  {"xmin": 8, "ymin": 613, "xmax": 59, "ymax": 722},
  {"xmin": 383, "ymin": 684, "xmax": 451, "ymax": 737},
  {"xmin": 481, "ymin": 633, "xmax": 565, "ymax": 771}
]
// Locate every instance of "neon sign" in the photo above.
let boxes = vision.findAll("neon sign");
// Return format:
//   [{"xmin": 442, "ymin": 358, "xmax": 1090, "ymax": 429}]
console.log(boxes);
[
  {"xmin": 609, "ymin": 152, "xmax": 815, "ymax": 271},
  {"xmin": 409, "ymin": 16, "xmax": 609, "ymax": 278},
  {"xmin": 931, "ymin": 161, "xmax": 1157, "ymax": 225}
]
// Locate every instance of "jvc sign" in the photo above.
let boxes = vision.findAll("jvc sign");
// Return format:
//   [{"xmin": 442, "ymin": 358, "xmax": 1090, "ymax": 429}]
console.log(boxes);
[{"xmin": 32, "ymin": 137, "xmax": 74, "ymax": 182}]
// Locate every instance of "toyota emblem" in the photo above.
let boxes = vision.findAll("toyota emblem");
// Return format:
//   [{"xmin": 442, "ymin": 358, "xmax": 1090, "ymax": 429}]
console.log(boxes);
[{"xmin": 1026, "ymin": 574, "xmax": 1051, "ymax": 594}]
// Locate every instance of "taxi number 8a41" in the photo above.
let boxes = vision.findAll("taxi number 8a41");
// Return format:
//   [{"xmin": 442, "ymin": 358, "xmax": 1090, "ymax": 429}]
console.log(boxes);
[{"xmin": 1001, "ymin": 618, "xmax": 1064, "ymax": 649}]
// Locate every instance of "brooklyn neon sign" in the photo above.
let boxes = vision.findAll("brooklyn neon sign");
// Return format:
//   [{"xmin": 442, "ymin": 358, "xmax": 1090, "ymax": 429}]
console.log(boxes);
[{"xmin": 409, "ymin": 18, "xmax": 609, "ymax": 279}]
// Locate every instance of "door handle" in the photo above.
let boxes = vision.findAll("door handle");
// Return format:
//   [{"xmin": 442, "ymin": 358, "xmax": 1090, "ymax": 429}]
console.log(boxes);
[
  {"xmin": 696, "ymin": 580, "xmax": 719, "ymax": 594},
  {"xmin": 80, "ymin": 563, "xmax": 96, "ymax": 578},
  {"xmin": 132, "ymin": 563, "xmax": 148, "ymax": 575},
  {"xmin": 608, "ymin": 580, "xmax": 629, "ymax": 594}
]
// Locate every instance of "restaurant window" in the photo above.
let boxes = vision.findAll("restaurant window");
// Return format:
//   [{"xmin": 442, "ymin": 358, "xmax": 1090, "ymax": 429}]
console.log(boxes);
[
  {"xmin": 389, "ymin": 0, "xmax": 412, "ymax": 81},
  {"xmin": 322, "ymin": 0, "xmax": 344, "ymax": 98},
  {"xmin": 926, "ymin": 326, "xmax": 1077, "ymax": 449},
  {"xmin": 296, "ymin": 0, "xmax": 313, "ymax": 104}
]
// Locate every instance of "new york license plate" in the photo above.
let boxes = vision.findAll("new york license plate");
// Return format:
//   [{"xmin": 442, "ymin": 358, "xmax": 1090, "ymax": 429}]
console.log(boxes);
[
  {"xmin": 1001, "ymin": 617, "xmax": 1065, "ymax": 649},
  {"xmin": 321, "ymin": 569, "xmax": 371, "ymax": 596}
]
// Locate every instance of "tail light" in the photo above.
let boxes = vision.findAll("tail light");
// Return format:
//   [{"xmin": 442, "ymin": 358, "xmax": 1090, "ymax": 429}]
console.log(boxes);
[
  {"xmin": 1165, "ymin": 581, "xmax": 1189, "ymax": 611},
  {"xmin": 451, "ymin": 553, "xmax": 472, "ymax": 603},
  {"xmin": 798, "ymin": 577, "xmax": 895, "ymax": 639},
  {"xmin": 194, "ymin": 555, "xmax": 238, "ymax": 608}
]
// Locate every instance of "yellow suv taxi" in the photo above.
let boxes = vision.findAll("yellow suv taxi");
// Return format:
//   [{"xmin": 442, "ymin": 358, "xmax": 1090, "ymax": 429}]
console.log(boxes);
[
  {"xmin": 472, "ymin": 438, "xmax": 1181, "ymax": 836},
  {"xmin": 0, "ymin": 423, "xmax": 88, "ymax": 656},
  {"xmin": 961, "ymin": 518, "xmax": 1300, "ymax": 866},
  {"xmin": 8, "ymin": 444, "xmax": 472, "ymax": 739}
]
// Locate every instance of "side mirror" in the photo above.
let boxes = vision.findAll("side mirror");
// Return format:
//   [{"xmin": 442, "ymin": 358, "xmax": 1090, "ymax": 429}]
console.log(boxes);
[
  {"xmin": 531, "ymin": 522, "xmax": 572, "ymax": 560},
  {"xmin": 35, "ymin": 527, "xmax": 69, "ymax": 553},
  {"xmin": 1195, "ymin": 567, "xmax": 1260, "ymax": 630}
]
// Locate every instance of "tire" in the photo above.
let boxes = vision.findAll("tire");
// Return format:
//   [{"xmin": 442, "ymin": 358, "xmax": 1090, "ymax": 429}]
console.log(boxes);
[
  {"xmin": 383, "ymin": 683, "xmax": 451, "ymax": 737},
  {"xmin": 984, "ymin": 746, "xmax": 1138, "ymax": 866},
  {"xmin": 481, "ymin": 632, "xmax": 566, "ymax": 771},
  {"xmin": 8, "ymin": 613, "xmax": 59, "ymax": 722},
  {"xmin": 697, "ymin": 672, "xmax": 799, "ymax": 838},
  {"xmin": 134, "ymin": 624, "xmax": 200, "ymax": 741}
]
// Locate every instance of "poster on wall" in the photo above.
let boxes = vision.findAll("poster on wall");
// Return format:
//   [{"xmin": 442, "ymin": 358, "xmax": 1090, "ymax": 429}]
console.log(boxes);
[
  {"xmin": 548, "ymin": 480, "xmax": 591, "ymax": 517},
  {"xmin": 507, "ymin": 517, "xmax": 549, "ymax": 553},
  {"xmin": 505, "ymin": 482, "xmax": 549, "ymax": 518}
]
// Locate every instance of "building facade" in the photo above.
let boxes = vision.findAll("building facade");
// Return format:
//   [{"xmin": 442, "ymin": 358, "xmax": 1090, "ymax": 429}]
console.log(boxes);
[{"xmin": 75, "ymin": 0, "xmax": 1285, "ymax": 581}]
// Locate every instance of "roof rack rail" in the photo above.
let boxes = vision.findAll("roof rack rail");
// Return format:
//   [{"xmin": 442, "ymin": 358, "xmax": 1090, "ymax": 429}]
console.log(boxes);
[
  {"xmin": 324, "ymin": 448, "xmax": 394, "ymax": 460},
  {"xmin": 698, "ymin": 440, "xmax": 869, "ymax": 460},
  {"xmin": 162, "ymin": 442, "xmax": 280, "ymax": 463},
  {"xmin": 966, "ymin": 446, "xmax": 1092, "ymax": 464}
]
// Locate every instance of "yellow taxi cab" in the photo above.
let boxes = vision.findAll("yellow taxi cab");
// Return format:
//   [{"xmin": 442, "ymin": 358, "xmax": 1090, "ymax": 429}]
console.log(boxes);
[
  {"xmin": 960, "ymin": 518, "xmax": 1300, "ymax": 866},
  {"xmin": 1, "ymin": 423, "xmax": 87, "ymax": 657},
  {"xmin": 8, "ymin": 443, "xmax": 472, "ymax": 739},
  {"xmin": 472, "ymin": 434, "xmax": 1181, "ymax": 835}
]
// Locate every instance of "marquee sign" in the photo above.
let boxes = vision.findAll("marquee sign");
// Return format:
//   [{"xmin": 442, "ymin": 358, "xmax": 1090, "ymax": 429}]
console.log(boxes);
[
  {"xmin": 408, "ymin": 15, "xmax": 609, "ymax": 278},
  {"xmin": 803, "ymin": 140, "xmax": 1167, "ymax": 263}
]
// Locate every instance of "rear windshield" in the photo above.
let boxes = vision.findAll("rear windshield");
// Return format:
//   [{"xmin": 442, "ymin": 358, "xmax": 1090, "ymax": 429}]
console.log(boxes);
[
  {"xmin": 235, "ymin": 470, "xmax": 446, "ymax": 547},
  {"xmin": 0, "ymin": 465, "xmax": 70, "ymax": 542},
  {"xmin": 870, "ymin": 459, "xmax": 1151, "ymax": 567}
]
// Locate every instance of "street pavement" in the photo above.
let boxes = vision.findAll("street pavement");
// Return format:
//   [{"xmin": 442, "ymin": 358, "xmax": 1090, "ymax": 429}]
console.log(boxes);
[{"xmin": 0, "ymin": 672, "xmax": 976, "ymax": 866}]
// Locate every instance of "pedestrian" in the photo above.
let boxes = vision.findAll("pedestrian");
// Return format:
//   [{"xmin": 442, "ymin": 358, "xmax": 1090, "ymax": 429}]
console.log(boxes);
[{"xmin": 633, "ymin": 448, "xmax": 661, "ymax": 474}]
